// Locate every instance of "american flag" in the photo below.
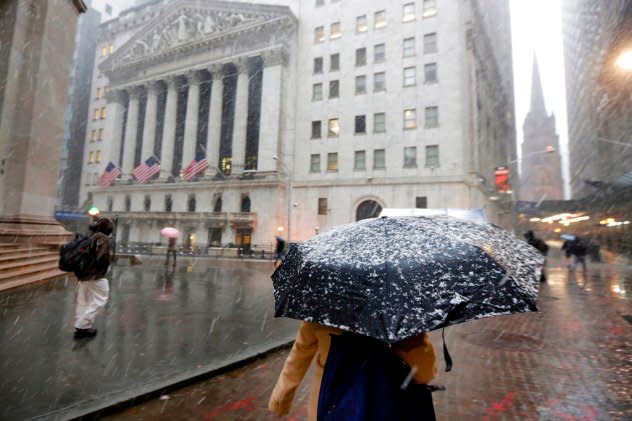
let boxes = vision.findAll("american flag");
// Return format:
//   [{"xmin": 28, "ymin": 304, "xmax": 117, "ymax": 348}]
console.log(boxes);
[
  {"xmin": 182, "ymin": 152, "xmax": 209, "ymax": 181},
  {"xmin": 132, "ymin": 156, "xmax": 161, "ymax": 183},
  {"xmin": 98, "ymin": 162, "xmax": 121, "ymax": 188}
]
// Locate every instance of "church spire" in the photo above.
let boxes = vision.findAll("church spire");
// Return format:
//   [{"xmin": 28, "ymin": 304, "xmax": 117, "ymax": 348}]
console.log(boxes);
[{"xmin": 530, "ymin": 53, "xmax": 547, "ymax": 115}]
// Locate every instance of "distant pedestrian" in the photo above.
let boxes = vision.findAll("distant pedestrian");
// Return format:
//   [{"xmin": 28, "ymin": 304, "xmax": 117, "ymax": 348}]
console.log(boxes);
[
  {"xmin": 563, "ymin": 237, "xmax": 587, "ymax": 272},
  {"xmin": 524, "ymin": 230, "xmax": 549, "ymax": 282},
  {"xmin": 268, "ymin": 321, "xmax": 437, "ymax": 421},
  {"xmin": 165, "ymin": 237, "xmax": 177, "ymax": 267},
  {"xmin": 274, "ymin": 236, "xmax": 286, "ymax": 266},
  {"xmin": 74, "ymin": 218, "xmax": 113, "ymax": 339}
]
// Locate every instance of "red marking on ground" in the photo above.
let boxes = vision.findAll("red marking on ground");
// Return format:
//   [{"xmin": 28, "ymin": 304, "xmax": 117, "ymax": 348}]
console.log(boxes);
[
  {"xmin": 203, "ymin": 396, "xmax": 256, "ymax": 419},
  {"xmin": 482, "ymin": 392, "xmax": 515, "ymax": 421},
  {"xmin": 607, "ymin": 326, "xmax": 624, "ymax": 336},
  {"xmin": 542, "ymin": 399, "xmax": 599, "ymax": 421},
  {"xmin": 288, "ymin": 404, "xmax": 308, "ymax": 421}
]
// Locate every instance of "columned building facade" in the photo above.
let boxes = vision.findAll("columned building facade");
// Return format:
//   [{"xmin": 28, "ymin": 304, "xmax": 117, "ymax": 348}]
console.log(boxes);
[{"xmin": 80, "ymin": 0, "xmax": 517, "ymax": 250}]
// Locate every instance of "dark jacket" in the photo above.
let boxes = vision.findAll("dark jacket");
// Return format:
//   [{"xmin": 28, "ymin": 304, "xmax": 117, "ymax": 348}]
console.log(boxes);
[{"xmin": 78, "ymin": 233, "xmax": 111, "ymax": 281}]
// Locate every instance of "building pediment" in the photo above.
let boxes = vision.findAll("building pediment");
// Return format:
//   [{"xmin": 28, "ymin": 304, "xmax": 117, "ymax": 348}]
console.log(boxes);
[{"xmin": 100, "ymin": 0, "xmax": 296, "ymax": 81}]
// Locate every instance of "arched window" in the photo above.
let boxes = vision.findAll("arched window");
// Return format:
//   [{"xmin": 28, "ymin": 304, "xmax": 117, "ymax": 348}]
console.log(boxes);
[
  {"xmin": 213, "ymin": 196, "xmax": 222, "ymax": 213},
  {"xmin": 165, "ymin": 194, "xmax": 173, "ymax": 212},
  {"xmin": 188, "ymin": 194, "xmax": 196, "ymax": 212},
  {"xmin": 124, "ymin": 195, "xmax": 131, "ymax": 212},
  {"xmin": 144, "ymin": 195, "xmax": 151, "ymax": 212},
  {"xmin": 355, "ymin": 200, "xmax": 382, "ymax": 221},
  {"xmin": 241, "ymin": 195, "xmax": 251, "ymax": 213}
]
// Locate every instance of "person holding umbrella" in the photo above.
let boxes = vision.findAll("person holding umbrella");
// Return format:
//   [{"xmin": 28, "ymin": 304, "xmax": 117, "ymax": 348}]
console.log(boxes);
[
  {"xmin": 160, "ymin": 227, "xmax": 180, "ymax": 267},
  {"xmin": 269, "ymin": 216, "xmax": 543, "ymax": 420}
]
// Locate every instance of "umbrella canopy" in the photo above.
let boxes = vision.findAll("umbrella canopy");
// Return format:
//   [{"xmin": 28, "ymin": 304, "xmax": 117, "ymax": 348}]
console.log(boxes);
[
  {"xmin": 273, "ymin": 216, "xmax": 544, "ymax": 343},
  {"xmin": 160, "ymin": 227, "xmax": 180, "ymax": 238}
]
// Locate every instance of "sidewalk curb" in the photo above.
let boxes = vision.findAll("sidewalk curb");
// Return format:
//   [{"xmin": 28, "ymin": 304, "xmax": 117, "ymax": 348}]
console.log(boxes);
[{"xmin": 39, "ymin": 339, "xmax": 295, "ymax": 421}]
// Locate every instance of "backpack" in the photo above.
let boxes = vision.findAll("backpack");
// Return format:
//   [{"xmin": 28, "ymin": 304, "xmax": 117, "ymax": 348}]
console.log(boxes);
[
  {"xmin": 317, "ymin": 333, "xmax": 436, "ymax": 421},
  {"xmin": 59, "ymin": 233, "xmax": 94, "ymax": 277}
]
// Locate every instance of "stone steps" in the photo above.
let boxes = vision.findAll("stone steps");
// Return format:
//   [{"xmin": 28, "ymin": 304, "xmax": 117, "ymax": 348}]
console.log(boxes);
[{"xmin": 0, "ymin": 243, "xmax": 68, "ymax": 291}]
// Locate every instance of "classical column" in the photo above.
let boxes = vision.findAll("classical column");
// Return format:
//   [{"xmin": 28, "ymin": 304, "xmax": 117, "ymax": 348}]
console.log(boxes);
[
  {"xmin": 122, "ymin": 86, "xmax": 141, "ymax": 177},
  {"xmin": 206, "ymin": 65, "xmax": 224, "ymax": 173},
  {"xmin": 160, "ymin": 76, "xmax": 178, "ymax": 178},
  {"xmin": 182, "ymin": 71, "xmax": 201, "ymax": 170},
  {"xmin": 141, "ymin": 81, "xmax": 159, "ymax": 160},
  {"xmin": 104, "ymin": 90, "xmax": 126, "ymax": 166},
  {"xmin": 258, "ymin": 50, "xmax": 284, "ymax": 172},
  {"xmin": 231, "ymin": 59, "xmax": 250, "ymax": 174}
]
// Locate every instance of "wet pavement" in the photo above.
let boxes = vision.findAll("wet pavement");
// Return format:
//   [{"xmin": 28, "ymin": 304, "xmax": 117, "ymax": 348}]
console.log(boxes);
[
  {"xmin": 0, "ymin": 258, "xmax": 298, "ymax": 420},
  {"xmin": 104, "ymin": 255, "xmax": 632, "ymax": 421}
]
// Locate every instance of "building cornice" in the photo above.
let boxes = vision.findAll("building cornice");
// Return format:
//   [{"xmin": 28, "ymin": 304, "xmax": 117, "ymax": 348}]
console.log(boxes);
[{"xmin": 72, "ymin": 0, "xmax": 88, "ymax": 13}]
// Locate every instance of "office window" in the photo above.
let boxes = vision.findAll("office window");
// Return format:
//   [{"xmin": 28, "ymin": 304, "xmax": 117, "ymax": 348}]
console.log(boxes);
[
  {"xmin": 403, "ymin": 3, "xmax": 416, "ymax": 22},
  {"xmin": 188, "ymin": 194, "xmax": 196, "ymax": 212},
  {"xmin": 311, "ymin": 121, "xmax": 322, "ymax": 139},
  {"xmin": 310, "ymin": 154, "xmax": 321, "ymax": 173},
  {"xmin": 95, "ymin": 150, "xmax": 101, "ymax": 163},
  {"xmin": 241, "ymin": 196, "xmax": 251, "ymax": 213},
  {"xmin": 313, "ymin": 83, "xmax": 323, "ymax": 101},
  {"xmin": 404, "ymin": 146, "xmax": 417, "ymax": 168},
  {"xmin": 416, "ymin": 196, "xmax": 427, "ymax": 208},
  {"xmin": 318, "ymin": 198, "xmax": 328, "ymax": 215},
  {"xmin": 425, "ymin": 63, "xmax": 438, "ymax": 82},
  {"xmin": 356, "ymin": 15, "xmax": 368, "ymax": 33},
  {"xmin": 124, "ymin": 195, "xmax": 131, "ymax": 212},
  {"xmin": 329, "ymin": 80, "xmax": 339, "ymax": 98},
  {"xmin": 424, "ymin": 33, "xmax": 437, "ymax": 53},
  {"xmin": 88, "ymin": 151, "xmax": 94, "ymax": 163},
  {"xmin": 355, "ymin": 75, "xmax": 367, "ymax": 94},
  {"xmin": 330, "ymin": 53, "xmax": 340, "ymax": 71},
  {"xmin": 374, "ymin": 112, "xmax": 386, "ymax": 133},
  {"xmin": 404, "ymin": 108, "xmax": 416, "ymax": 129},
  {"xmin": 374, "ymin": 43, "xmax": 385, "ymax": 63},
  {"xmin": 425, "ymin": 106, "xmax": 439, "ymax": 128},
  {"xmin": 144, "ymin": 195, "xmax": 151, "ymax": 212},
  {"xmin": 327, "ymin": 153, "xmax": 338, "ymax": 171},
  {"xmin": 98, "ymin": 128, "xmax": 103, "ymax": 140},
  {"xmin": 105, "ymin": 3, "xmax": 113, "ymax": 15},
  {"xmin": 356, "ymin": 47, "xmax": 367, "ymax": 66},
  {"xmin": 354, "ymin": 150, "xmax": 366, "ymax": 170},
  {"xmin": 425, "ymin": 145, "xmax": 439, "ymax": 167},
  {"xmin": 101, "ymin": 46, "xmax": 107, "ymax": 57},
  {"xmin": 314, "ymin": 57, "xmax": 323, "ymax": 74},
  {"xmin": 355, "ymin": 115, "xmax": 366, "ymax": 134},
  {"xmin": 403, "ymin": 66, "xmax": 416, "ymax": 86},
  {"xmin": 96, "ymin": 87, "xmax": 101, "ymax": 99},
  {"xmin": 100, "ymin": 107, "xmax": 106, "ymax": 119},
  {"xmin": 316, "ymin": 0, "xmax": 324, "ymax": 6},
  {"xmin": 108, "ymin": 43, "xmax": 113, "ymax": 54},
  {"xmin": 374, "ymin": 72, "xmax": 386, "ymax": 91},
  {"xmin": 374, "ymin": 10, "xmax": 387, "ymax": 29},
  {"xmin": 423, "ymin": 0, "xmax": 437, "ymax": 18},
  {"xmin": 374, "ymin": 149, "xmax": 385, "ymax": 169},
  {"xmin": 330, "ymin": 22, "xmax": 341, "ymax": 40},
  {"xmin": 314, "ymin": 26, "xmax": 325, "ymax": 43},
  {"xmin": 165, "ymin": 194, "xmax": 173, "ymax": 212},
  {"xmin": 107, "ymin": 197, "xmax": 113, "ymax": 212},
  {"xmin": 213, "ymin": 195, "xmax": 222, "ymax": 212},
  {"xmin": 403, "ymin": 37, "xmax": 415, "ymax": 57},
  {"xmin": 91, "ymin": 130, "xmax": 96, "ymax": 142},
  {"xmin": 93, "ymin": 109, "xmax": 99, "ymax": 120},
  {"xmin": 328, "ymin": 118, "xmax": 340, "ymax": 137}
]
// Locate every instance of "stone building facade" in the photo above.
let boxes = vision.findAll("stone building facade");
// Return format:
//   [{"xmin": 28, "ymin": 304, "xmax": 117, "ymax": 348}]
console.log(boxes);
[{"xmin": 80, "ymin": 0, "xmax": 516, "ymax": 251}]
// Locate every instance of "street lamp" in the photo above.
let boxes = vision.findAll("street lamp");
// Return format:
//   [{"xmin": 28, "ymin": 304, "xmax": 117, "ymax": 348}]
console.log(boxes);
[
  {"xmin": 616, "ymin": 49, "xmax": 632, "ymax": 71},
  {"xmin": 273, "ymin": 155, "xmax": 292, "ymax": 243}
]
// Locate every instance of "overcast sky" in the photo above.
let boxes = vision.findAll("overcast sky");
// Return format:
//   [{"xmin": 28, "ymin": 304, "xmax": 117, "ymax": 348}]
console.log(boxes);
[{"xmin": 510, "ymin": 0, "xmax": 570, "ymax": 199}]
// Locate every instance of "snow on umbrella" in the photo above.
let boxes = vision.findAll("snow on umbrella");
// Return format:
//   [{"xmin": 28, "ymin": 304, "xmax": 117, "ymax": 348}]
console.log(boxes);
[
  {"xmin": 160, "ymin": 227, "xmax": 180, "ymax": 238},
  {"xmin": 272, "ymin": 216, "xmax": 544, "ymax": 344}
]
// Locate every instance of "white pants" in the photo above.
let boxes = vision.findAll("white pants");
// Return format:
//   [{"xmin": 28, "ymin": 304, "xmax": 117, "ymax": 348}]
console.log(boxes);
[{"xmin": 74, "ymin": 278, "xmax": 109, "ymax": 329}]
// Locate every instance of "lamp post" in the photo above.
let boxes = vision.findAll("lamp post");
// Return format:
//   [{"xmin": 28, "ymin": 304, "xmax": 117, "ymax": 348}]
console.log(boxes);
[{"xmin": 273, "ymin": 155, "xmax": 292, "ymax": 243}]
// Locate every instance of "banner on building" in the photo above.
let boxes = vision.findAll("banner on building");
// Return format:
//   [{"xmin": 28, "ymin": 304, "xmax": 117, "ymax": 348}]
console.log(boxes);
[{"xmin": 495, "ymin": 166, "xmax": 510, "ymax": 193}]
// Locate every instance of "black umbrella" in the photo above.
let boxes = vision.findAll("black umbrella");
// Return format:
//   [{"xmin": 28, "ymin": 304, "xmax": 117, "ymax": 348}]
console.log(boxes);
[{"xmin": 272, "ymin": 216, "xmax": 543, "ymax": 344}]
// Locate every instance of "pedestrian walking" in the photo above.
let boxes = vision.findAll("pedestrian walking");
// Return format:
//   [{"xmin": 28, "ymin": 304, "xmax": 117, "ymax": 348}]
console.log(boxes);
[
  {"xmin": 273, "ymin": 236, "xmax": 286, "ymax": 266},
  {"xmin": 524, "ymin": 230, "xmax": 549, "ymax": 282},
  {"xmin": 563, "ymin": 237, "xmax": 588, "ymax": 272},
  {"xmin": 165, "ymin": 237, "xmax": 177, "ymax": 267},
  {"xmin": 268, "ymin": 321, "xmax": 437, "ymax": 421},
  {"xmin": 73, "ymin": 218, "xmax": 113, "ymax": 339}
]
